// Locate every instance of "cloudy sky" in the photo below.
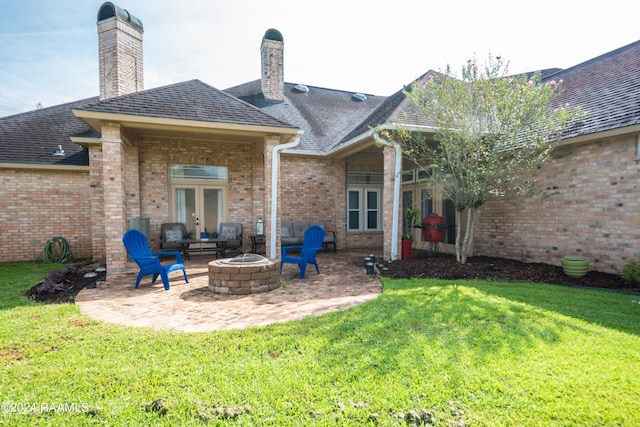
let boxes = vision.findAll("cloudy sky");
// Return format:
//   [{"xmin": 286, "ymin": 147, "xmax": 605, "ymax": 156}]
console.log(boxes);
[{"xmin": 1, "ymin": 0, "xmax": 638, "ymax": 117}]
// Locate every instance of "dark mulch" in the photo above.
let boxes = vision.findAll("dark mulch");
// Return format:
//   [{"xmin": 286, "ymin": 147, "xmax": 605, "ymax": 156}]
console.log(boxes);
[
  {"xmin": 24, "ymin": 262, "xmax": 106, "ymax": 304},
  {"xmin": 378, "ymin": 250, "xmax": 639, "ymax": 293},
  {"xmin": 25, "ymin": 252, "xmax": 639, "ymax": 305}
]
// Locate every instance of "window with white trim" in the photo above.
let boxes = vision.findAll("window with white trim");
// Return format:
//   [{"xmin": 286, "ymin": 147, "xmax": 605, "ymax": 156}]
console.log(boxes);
[
  {"xmin": 348, "ymin": 189, "xmax": 362, "ymax": 230},
  {"xmin": 347, "ymin": 173, "xmax": 383, "ymax": 231},
  {"xmin": 347, "ymin": 188, "xmax": 381, "ymax": 231},
  {"xmin": 169, "ymin": 164, "xmax": 228, "ymax": 181}
]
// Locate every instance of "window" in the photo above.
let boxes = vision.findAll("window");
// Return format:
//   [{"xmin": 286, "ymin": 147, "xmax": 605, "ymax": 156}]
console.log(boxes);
[
  {"xmin": 421, "ymin": 189, "xmax": 433, "ymax": 217},
  {"xmin": 347, "ymin": 172, "xmax": 384, "ymax": 185},
  {"xmin": 366, "ymin": 189, "xmax": 380, "ymax": 230},
  {"xmin": 169, "ymin": 165, "xmax": 227, "ymax": 181},
  {"xmin": 348, "ymin": 188, "xmax": 381, "ymax": 231},
  {"xmin": 347, "ymin": 173, "xmax": 382, "ymax": 231},
  {"xmin": 401, "ymin": 170, "xmax": 415, "ymax": 183},
  {"xmin": 417, "ymin": 169, "xmax": 431, "ymax": 182},
  {"xmin": 169, "ymin": 164, "xmax": 228, "ymax": 238},
  {"xmin": 348, "ymin": 189, "xmax": 361, "ymax": 230},
  {"xmin": 443, "ymin": 198, "xmax": 456, "ymax": 244},
  {"xmin": 402, "ymin": 190, "xmax": 413, "ymax": 234}
]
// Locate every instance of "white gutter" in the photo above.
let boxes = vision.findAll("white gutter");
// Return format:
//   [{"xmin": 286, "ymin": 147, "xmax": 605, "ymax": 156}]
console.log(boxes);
[
  {"xmin": 373, "ymin": 128, "xmax": 402, "ymax": 261},
  {"xmin": 270, "ymin": 131, "xmax": 304, "ymax": 259}
]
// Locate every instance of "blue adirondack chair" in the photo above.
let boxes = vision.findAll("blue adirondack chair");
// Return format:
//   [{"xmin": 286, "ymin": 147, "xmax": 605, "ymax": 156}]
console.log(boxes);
[
  {"xmin": 280, "ymin": 225, "xmax": 326, "ymax": 279},
  {"xmin": 122, "ymin": 229, "xmax": 189, "ymax": 290}
]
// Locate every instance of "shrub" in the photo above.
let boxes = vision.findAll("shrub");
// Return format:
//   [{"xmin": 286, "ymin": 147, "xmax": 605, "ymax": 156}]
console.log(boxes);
[{"xmin": 620, "ymin": 257, "xmax": 640, "ymax": 284}]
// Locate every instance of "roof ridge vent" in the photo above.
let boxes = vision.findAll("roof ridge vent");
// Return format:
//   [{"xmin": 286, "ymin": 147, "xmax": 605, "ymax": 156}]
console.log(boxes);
[
  {"xmin": 352, "ymin": 92, "xmax": 367, "ymax": 101},
  {"xmin": 293, "ymin": 84, "xmax": 309, "ymax": 93}
]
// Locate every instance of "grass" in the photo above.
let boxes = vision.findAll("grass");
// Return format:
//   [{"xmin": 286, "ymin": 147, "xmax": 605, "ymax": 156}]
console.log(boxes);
[{"xmin": 1, "ymin": 262, "xmax": 639, "ymax": 426}]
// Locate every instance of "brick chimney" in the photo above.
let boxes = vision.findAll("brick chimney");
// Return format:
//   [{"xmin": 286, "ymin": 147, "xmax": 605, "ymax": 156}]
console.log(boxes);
[
  {"xmin": 97, "ymin": 2, "xmax": 144, "ymax": 100},
  {"xmin": 260, "ymin": 29, "xmax": 284, "ymax": 102}
]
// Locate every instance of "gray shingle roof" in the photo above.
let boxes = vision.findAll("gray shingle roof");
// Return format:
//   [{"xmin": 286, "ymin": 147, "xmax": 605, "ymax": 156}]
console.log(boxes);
[
  {"xmin": 339, "ymin": 38, "xmax": 640, "ymax": 147},
  {"xmin": 0, "ymin": 97, "xmax": 96, "ymax": 166},
  {"xmin": 225, "ymin": 81, "xmax": 387, "ymax": 152},
  {"xmin": 0, "ymin": 80, "xmax": 296, "ymax": 166},
  {"xmin": 338, "ymin": 72, "xmax": 441, "ymax": 145},
  {"xmin": 2, "ymin": 39, "xmax": 638, "ymax": 166},
  {"xmin": 78, "ymin": 79, "xmax": 294, "ymax": 129},
  {"xmin": 543, "ymin": 39, "xmax": 640, "ymax": 138}
]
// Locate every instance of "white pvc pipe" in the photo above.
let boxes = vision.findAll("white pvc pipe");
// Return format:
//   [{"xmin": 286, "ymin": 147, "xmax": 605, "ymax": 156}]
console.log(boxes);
[
  {"xmin": 373, "ymin": 130, "xmax": 401, "ymax": 260},
  {"xmin": 270, "ymin": 131, "xmax": 303, "ymax": 259}
]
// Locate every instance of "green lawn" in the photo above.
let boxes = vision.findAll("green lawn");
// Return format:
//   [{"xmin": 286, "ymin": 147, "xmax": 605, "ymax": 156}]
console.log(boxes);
[{"xmin": 1, "ymin": 262, "xmax": 639, "ymax": 426}]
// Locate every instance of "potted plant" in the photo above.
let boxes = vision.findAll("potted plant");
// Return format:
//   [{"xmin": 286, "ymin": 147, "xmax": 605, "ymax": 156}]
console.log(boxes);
[
  {"xmin": 402, "ymin": 208, "xmax": 421, "ymax": 259},
  {"xmin": 561, "ymin": 256, "xmax": 590, "ymax": 278}
]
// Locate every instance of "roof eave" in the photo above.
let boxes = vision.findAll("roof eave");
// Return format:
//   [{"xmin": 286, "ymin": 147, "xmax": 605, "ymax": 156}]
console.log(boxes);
[
  {"xmin": 327, "ymin": 123, "xmax": 438, "ymax": 158},
  {"xmin": 71, "ymin": 110, "xmax": 300, "ymax": 137},
  {"xmin": 553, "ymin": 124, "xmax": 640, "ymax": 148},
  {"xmin": 70, "ymin": 136, "xmax": 102, "ymax": 148},
  {"xmin": 0, "ymin": 162, "xmax": 90, "ymax": 172}
]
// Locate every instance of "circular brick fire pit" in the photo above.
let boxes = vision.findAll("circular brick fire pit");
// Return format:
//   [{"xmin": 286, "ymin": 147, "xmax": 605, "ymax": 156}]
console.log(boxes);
[{"xmin": 208, "ymin": 253, "xmax": 280, "ymax": 294}]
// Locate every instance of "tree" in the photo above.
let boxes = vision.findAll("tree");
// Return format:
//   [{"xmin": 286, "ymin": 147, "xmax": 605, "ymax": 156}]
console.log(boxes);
[{"xmin": 389, "ymin": 54, "xmax": 585, "ymax": 263}]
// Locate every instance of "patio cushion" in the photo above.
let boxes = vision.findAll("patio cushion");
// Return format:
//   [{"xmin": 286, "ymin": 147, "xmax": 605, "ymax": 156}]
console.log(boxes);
[
  {"xmin": 165, "ymin": 228, "xmax": 183, "ymax": 242},
  {"xmin": 322, "ymin": 233, "xmax": 335, "ymax": 243},
  {"xmin": 292, "ymin": 222, "xmax": 308, "ymax": 237},
  {"xmin": 280, "ymin": 220, "xmax": 336, "ymax": 251},
  {"xmin": 220, "ymin": 225, "xmax": 237, "ymax": 240},
  {"xmin": 282, "ymin": 237, "xmax": 301, "ymax": 246},
  {"xmin": 160, "ymin": 222, "xmax": 189, "ymax": 253}
]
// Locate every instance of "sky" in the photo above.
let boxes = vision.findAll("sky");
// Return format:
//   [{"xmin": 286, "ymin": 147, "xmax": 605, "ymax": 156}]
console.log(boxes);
[{"xmin": 1, "ymin": 0, "xmax": 639, "ymax": 117}]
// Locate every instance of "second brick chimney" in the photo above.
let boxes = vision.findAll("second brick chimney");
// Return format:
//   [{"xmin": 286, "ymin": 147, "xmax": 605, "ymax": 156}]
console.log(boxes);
[
  {"xmin": 97, "ymin": 2, "xmax": 144, "ymax": 100},
  {"xmin": 260, "ymin": 29, "xmax": 284, "ymax": 102}
]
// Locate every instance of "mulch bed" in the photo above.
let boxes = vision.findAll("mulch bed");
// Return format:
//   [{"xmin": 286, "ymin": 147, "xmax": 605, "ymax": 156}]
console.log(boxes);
[
  {"xmin": 377, "ymin": 250, "xmax": 639, "ymax": 292},
  {"xmin": 24, "ymin": 252, "xmax": 639, "ymax": 305},
  {"xmin": 24, "ymin": 262, "xmax": 106, "ymax": 304}
]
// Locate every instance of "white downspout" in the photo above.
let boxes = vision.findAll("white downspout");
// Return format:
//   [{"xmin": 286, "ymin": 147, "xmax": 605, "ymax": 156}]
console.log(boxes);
[
  {"xmin": 270, "ymin": 131, "xmax": 304, "ymax": 259},
  {"xmin": 373, "ymin": 129, "xmax": 401, "ymax": 260}
]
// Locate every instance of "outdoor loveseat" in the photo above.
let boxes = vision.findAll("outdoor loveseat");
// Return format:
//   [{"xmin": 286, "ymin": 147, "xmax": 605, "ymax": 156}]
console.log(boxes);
[{"xmin": 280, "ymin": 221, "xmax": 336, "ymax": 252}]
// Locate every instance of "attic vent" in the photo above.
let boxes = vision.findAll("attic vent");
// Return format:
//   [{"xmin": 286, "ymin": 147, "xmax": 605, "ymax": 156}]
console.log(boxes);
[
  {"xmin": 352, "ymin": 92, "xmax": 367, "ymax": 101},
  {"xmin": 293, "ymin": 84, "xmax": 309, "ymax": 93}
]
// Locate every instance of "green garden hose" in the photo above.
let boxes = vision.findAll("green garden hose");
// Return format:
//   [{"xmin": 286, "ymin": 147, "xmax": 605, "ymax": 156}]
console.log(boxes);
[{"xmin": 44, "ymin": 237, "xmax": 71, "ymax": 263}]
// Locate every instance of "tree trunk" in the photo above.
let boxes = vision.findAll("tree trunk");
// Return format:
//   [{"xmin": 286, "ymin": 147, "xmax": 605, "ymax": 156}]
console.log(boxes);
[
  {"xmin": 460, "ymin": 206, "xmax": 478, "ymax": 264},
  {"xmin": 455, "ymin": 208, "xmax": 464, "ymax": 262}
]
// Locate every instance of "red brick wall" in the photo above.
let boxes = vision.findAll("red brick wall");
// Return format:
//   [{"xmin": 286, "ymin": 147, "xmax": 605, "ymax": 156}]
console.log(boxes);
[
  {"xmin": 0, "ymin": 168, "xmax": 92, "ymax": 262},
  {"xmin": 475, "ymin": 135, "xmax": 640, "ymax": 273}
]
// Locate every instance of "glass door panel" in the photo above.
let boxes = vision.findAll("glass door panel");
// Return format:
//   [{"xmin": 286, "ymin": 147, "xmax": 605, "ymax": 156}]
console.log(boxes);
[
  {"xmin": 443, "ymin": 199, "xmax": 456, "ymax": 244},
  {"xmin": 173, "ymin": 187, "xmax": 197, "ymax": 237},
  {"xmin": 402, "ymin": 190, "xmax": 413, "ymax": 235},
  {"xmin": 172, "ymin": 185, "xmax": 225, "ymax": 238},
  {"xmin": 202, "ymin": 188, "xmax": 223, "ymax": 235}
]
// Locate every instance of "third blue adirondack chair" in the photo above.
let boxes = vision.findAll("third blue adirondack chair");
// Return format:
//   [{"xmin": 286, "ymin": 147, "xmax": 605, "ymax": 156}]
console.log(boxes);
[
  {"xmin": 122, "ymin": 229, "xmax": 189, "ymax": 290},
  {"xmin": 280, "ymin": 225, "xmax": 325, "ymax": 279}
]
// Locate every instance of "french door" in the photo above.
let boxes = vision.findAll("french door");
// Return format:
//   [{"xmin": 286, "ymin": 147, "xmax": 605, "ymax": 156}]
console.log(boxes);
[{"xmin": 170, "ymin": 185, "xmax": 225, "ymax": 238}]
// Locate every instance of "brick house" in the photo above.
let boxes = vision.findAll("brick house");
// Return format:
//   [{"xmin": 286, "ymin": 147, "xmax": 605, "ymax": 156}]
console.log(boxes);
[{"xmin": 0, "ymin": 2, "xmax": 638, "ymax": 276}]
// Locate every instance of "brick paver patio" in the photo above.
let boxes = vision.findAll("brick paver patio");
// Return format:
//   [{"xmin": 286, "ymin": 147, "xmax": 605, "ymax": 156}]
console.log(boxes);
[{"xmin": 76, "ymin": 249, "xmax": 383, "ymax": 332}]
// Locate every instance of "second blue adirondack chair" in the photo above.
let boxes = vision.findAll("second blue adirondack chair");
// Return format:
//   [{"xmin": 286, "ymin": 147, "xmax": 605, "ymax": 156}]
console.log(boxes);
[
  {"xmin": 280, "ymin": 225, "xmax": 326, "ymax": 279},
  {"xmin": 122, "ymin": 229, "xmax": 189, "ymax": 290}
]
